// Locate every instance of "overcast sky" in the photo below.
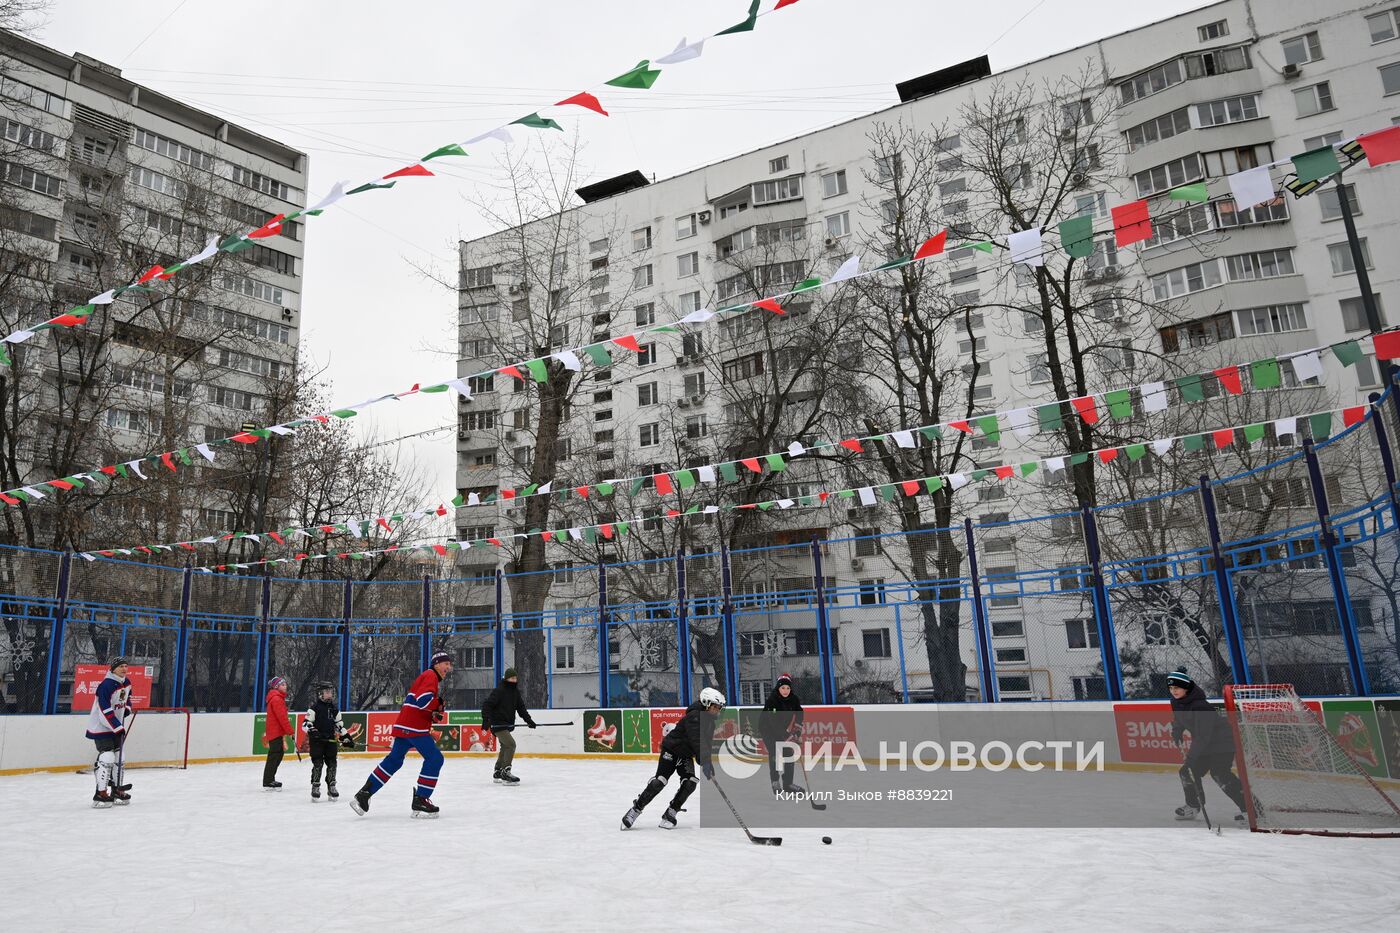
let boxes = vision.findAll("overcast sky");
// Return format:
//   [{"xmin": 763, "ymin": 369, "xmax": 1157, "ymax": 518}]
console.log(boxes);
[{"xmin": 35, "ymin": 0, "xmax": 1214, "ymax": 495}]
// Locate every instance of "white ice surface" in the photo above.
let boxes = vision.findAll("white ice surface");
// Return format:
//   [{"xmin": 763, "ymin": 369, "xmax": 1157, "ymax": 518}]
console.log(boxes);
[{"xmin": 4, "ymin": 757, "xmax": 1398, "ymax": 932}]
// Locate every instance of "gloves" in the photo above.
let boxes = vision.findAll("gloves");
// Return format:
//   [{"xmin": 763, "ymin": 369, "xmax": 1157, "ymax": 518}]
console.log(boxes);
[
  {"xmin": 432, "ymin": 709, "xmax": 445, "ymax": 724},
  {"xmin": 339, "ymin": 734, "xmax": 355, "ymax": 749},
  {"xmin": 701, "ymin": 761, "xmax": 715, "ymax": 781},
  {"xmin": 302, "ymin": 721, "xmax": 312, "ymax": 733},
  {"xmin": 527, "ymin": 721, "xmax": 537, "ymax": 729},
  {"xmin": 481, "ymin": 723, "xmax": 492, "ymax": 733}
]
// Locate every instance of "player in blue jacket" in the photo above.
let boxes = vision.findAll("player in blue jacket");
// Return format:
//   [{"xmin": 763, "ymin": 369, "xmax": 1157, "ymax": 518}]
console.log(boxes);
[{"xmin": 85, "ymin": 658, "xmax": 133, "ymax": 808}]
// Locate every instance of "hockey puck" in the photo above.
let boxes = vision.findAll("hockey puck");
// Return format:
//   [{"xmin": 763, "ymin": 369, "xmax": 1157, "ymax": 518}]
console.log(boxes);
[{"xmin": 821, "ymin": 836, "xmax": 832, "ymax": 845}]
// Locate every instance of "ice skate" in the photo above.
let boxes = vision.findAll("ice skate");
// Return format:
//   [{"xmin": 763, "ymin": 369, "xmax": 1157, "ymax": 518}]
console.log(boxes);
[
  {"xmin": 92, "ymin": 790, "xmax": 113, "ymax": 809},
  {"xmin": 659, "ymin": 807, "xmax": 678, "ymax": 829},
  {"xmin": 411, "ymin": 794, "xmax": 440, "ymax": 819},
  {"xmin": 783, "ymin": 782, "xmax": 803, "ymax": 794},
  {"xmin": 621, "ymin": 806, "xmax": 641, "ymax": 830},
  {"xmin": 498, "ymin": 766, "xmax": 520, "ymax": 785},
  {"xmin": 350, "ymin": 785, "xmax": 372, "ymax": 816},
  {"xmin": 771, "ymin": 779, "xmax": 782, "ymax": 795},
  {"xmin": 311, "ymin": 783, "xmax": 321, "ymax": 802},
  {"xmin": 327, "ymin": 783, "xmax": 339, "ymax": 800},
  {"xmin": 112, "ymin": 788, "xmax": 131, "ymax": 806},
  {"xmin": 1174, "ymin": 805, "xmax": 1199, "ymax": 821},
  {"xmin": 492, "ymin": 768, "xmax": 504, "ymax": 784},
  {"xmin": 263, "ymin": 780, "xmax": 283, "ymax": 791}
]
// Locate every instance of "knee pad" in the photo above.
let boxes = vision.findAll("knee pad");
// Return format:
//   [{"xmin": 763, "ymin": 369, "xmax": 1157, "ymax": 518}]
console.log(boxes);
[
  {"xmin": 647, "ymin": 776, "xmax": 667, "ymax": 791},
  {"xmin": 682, "ymin": 774, "xmax": 698, "ymax": 787},
  {"xmin": 98, "ymin": 751, "xmax": 117, "ymax": 767}
]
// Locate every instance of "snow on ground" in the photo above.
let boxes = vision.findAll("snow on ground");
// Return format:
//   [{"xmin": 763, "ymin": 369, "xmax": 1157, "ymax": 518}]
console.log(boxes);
[{"xmin": 4, "ymin": 757, "xmax": 1398, "ymax": 932}]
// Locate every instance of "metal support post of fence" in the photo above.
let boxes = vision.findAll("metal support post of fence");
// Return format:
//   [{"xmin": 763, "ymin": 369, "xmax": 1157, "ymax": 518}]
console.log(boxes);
[
  {"xmin": 42, "ymin": 551, "xmax": 73, "ymax": 715},
  {"xmin": 1367, "ymin": 393, "xmax": 1400, "ymax": 533},
  {"xmin": 811, "ymin": 537, "xmax": 836, "ymax": 705},
  {"xmin": 254, "ymin": 574, "xmax": 272, "ymax": 710},
  {"xmin": 493, "ymin": 569, "xmax": 505, "ymax": 683},
  {"xmin": 675, "ymin": 544, "xmax": 692, "ymax": 707},
  {"xmin": 962, "ymin": 520, "xmax": 997, "ymax": 703},
  {"xmin": 1197, "ymin": 475, "xmax": 1251, "ymax": 688},
  {"xmin": 719, "ymin": 542, "xmax": 739, "ymax": 703},
  {"xmin": 1302, "ymin": 438, "xmax": 1371, "ymax": 696},
  {"xmin": 420, "ymin": 574, "xmax": 432, "ymax": 672},
  {"xmin": 597, "ymin": 560, "xmax": 610, "ymax": 708},
  {"xmin": 1080, "ymin": 506, "xmax": 1125, "ymax": 701},
  {"xmin": 893, "ymin": 603, "xmax": 910, "ymax": 703},
  {"xmin": 172, "ymin": 563, "xmax": 193, "ymax": 708},
  {"xmin": 338, "ymin": 579, "xmax": 352, "ymax": 705}
]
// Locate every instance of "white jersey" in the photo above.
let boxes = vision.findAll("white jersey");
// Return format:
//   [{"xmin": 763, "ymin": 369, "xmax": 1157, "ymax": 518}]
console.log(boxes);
[{"xmin": 85, "ymin": 673, "xmax": 132, "ymax": 738}]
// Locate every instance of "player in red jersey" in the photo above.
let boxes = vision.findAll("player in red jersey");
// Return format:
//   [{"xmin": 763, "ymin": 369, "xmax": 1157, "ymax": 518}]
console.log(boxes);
[{"xmin": 350, "ymin": 652, "xmax": 453, "ymax": 818}]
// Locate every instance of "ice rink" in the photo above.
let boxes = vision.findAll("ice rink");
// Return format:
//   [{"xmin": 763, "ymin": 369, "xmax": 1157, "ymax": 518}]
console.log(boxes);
[{"xmin": 4, "ymin": 757, "xmax": 1398, "ymax": 932}]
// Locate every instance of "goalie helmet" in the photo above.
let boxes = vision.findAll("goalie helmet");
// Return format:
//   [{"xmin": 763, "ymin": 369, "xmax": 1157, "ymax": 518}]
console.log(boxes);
[{"xmin": 699, "ymin": 687, "xmax": 726, "ymax": 710}]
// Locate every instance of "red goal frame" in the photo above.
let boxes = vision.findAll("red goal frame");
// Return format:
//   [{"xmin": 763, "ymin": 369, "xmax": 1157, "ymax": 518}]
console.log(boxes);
[{"xmin": 127, "ymin": 707, "xmax": 191, "ymax": 770}]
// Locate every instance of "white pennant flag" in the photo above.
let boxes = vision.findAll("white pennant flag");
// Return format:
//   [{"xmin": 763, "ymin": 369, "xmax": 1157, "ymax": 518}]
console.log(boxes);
[
  {"xmin": 446, "ymin": 378, "xmax": 473, "ymax": 401},
  {"xmin": 124, "ymin": 460, "xmax": 147, "ymax": 480},
  {"xmin": 182, "ymin": 235, "xmax": 220, "ymax": 267},
  {"xmin": 267, "ymin": 424, "xmax": 296, "ymax": 436},
  {"xmin": 777, "ymin": 498, "xmax": 795, "ymax": 509},
  {"xmin": 1045, "ymin": 457, "xmax": 1065, "ymax": 474},
  {"xmin": 3, "ymin": 330, "xmax": 35, "ymax": 344},
  {"xmin": 79, "ymin": 552, "xmax": 95, "ymax": 562},
  {"xmin": 1289, "ymin": 351, "xmax": 1324, "ymax": 383},
  {"xmin": 467, "ymin": 493, "xmax": 480, "ymax": 506},
  {"xmin": 538, "ymin": 481, "xmax": 552, "ymax": 494},
  {"xmin": 306, "ymin": 181, "xmax": 348, "ymax": 214},
  {"xmin": 199, "ymin": 535, "xmax": 220, "ymax": 544},
  {"xmin": 345, "ymin": 520, "xmax": 363, "ymax": 538},
  {"xmin": 1006, "ymin": 409, "xmax": 1035, "ymax": 439},
  {"xmin": 1274, "ymin": 416, "xmax": 1298, "ymax": 440},
  {"xmin": 698, "ymin": 465, "xmax": 716, "ymax": 484},
  {"xmin": 679, "ymin": 308, "xmax": 716, "ymax": 324},
  {"xmin": 20, "ymin": 485, "xmax": 46, "ymax": 500},
  {"xmin": 948, "ymin": 473, "xmax": 969, "ymax": 490},
  {"xmin": 1008, "ymin": 228, "xmax": 1045, "ymax": 266},
  {"xmin": 552, "ymin": 350, "xmax": 581, "ymax": 372},
  {"xmin": 857, "ymin": 486, "xmax": 877, "ymax": 506},
  {"xmin": 700, "ymin": 504, "xmax": 718, "ymax": 514},
  {"xmin": 830, "ymin": 254, "xmax": 861, "ymax": 282},
  {"xmin": 91, "ymin": 289, "xmax": 117, "ymax": 305},
  {"xmin": 568, "ymin": 527, "xmax": 584, "ymax": 542},
  {"xmin": 1228, "ymin": 166, "xmax": 1275, "ymax": 209},
  {"xmin": 788, "ymin": 441, "xmax": 806, "ymax": 457},
  {"xmin": 656, "ymin": 36, "xmax": 705, "ymax": 64},
  {"xmin": 243, "ymin": 534, "xmax": 260, "ymax": 544},
  {"xmin": 1140, "ymin": 382, "xmax": 1169, "ymax": 413},
  {"xmin": 1152, "ymin": 439, "xmax": 1174, "ymax": 456},
  {"xmin": 465, "ymin": 126, "xmax": 513, "ymax": 146},
  {"xmin": 892, "ymin": 430, "xmax": 916, "ymax": 449}
]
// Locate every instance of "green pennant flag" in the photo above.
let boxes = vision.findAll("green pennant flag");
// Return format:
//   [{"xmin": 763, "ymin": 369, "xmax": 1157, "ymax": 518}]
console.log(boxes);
[
  {"xmin": 1333, "ymin": 340, "xmax": 1363, "ymax": 367},
  {"xmin": 794, "ymin": 277, "xmax": 822, "ymax": 292},
  {"xmin": 765, "ymin": 453, "xmax": 786, "ymax": 472},
  {"xmin": 1174, "ymin": 374, "xmax": 1205, "ymax": 403},
  {"xmin": 879, "ymin": 484, "xmax": 898, "ymax": 502},
  {"xmin": 331, "ymin": 409, "xmax": 358, "ymax": 419},
  {"xmin": 875, "ymin": 256, "xmax": 912, "ymax": 270},
  {"xmin": 1309, "ymin": 412, "xmax": 1333, "ymax": 438},
  {"xmin": 971, "ymin": 469, "xmax": 990, "ymax": 482},
  {"xmin": 177, "ymin": 448, "xmax": 192, "ymax": 466},
  {"xmin": 685, "ymin": 504, "xmax": 702, "ymax": 514},
  {"xmin": 1250, "ymin": 358, "xmax": 1281, "ymax": 390},
  {"xmin": 1169, "ymin": 183, "xmax": 1210, "ymax": 202},
  {"xmin": 1183, "ymin": 434, "xmax": 1206, "ymax": 452},
  {"xmin": 115, "ymin": 464, "xmax": 129, "ymax": 478},
  {"xmin": 675, "ymin": 469, "xmax": 697, "ymax": 489},
  {"xmin": 630, "ymin": 477, "xmax": 647, "ymax": 496},
  {"xmin": 451, "ymin": 493, "xmax": 466, "ymax": 507},
  {"xmin": 719, "ymin": 462, "xmax": 738, "ymax": 483},
  {"xmin": 421, "ymin": 383, "xmax": 450, "ymax": 393},
  {"xmin": 838, "ymin": 489, "xmax": 855, "ymax": 499},
  {"xmin": 919, "ymin": 426, "xmax": 943, "ymax": 443},
  {"xmin": 924, "ymin": 477, "xmax": 944, "ymax": 492},
  {"xmin": 1020, "ymin": 462, "xmax": 1038, "ymax": 477},
  {"xmin": 969, "ymin": 242, "xmax": 995, "ymax": 253},
  {"xmin": 584, "ymin": 528, "xmax": 599, "ymax": 544},
  {"xmin": 717, "ymin": 0, "xmax": 760, "ymax": 35},
  {"xmin": 1105, "ymin": 389, "xmax": 1133, "ymax": 419},
  {"xmin": 975, "ymin": 415, "xmax": 1000, "ymax": 442},
  {"xmin": 1069, "ymin": 452, "xmax": 1089, "ymax": 466},
  {"xmin": 1037, "ymin": 403, "xmax": 1063, "ymax": 431},
  {"xmin": 346, "ymin": 180, "xmax": 398, "ymax": 195},
  {"xmin": 1243, "ymin": 423, "xmax": 1267, "ymax": 445},
  {"xmin": 616, "ymin": 521, "xmax": 630, "ymax": 535},
  {"xmin": 512, "ymin": 112, "xmax": 563, "ymax": 131},
  {"xmin": 1058, "ymin": 215, "xmax": 1095, "ymax": 258},
  {"xmin": 1125, "ymin": 444, "xmax": 1147, "ymax": 461},
  {"xmin": 522, "ymin": 484, "xmax": 540, "ymax": 497},
  {"xmin": 798, "ymin": 495, "xmax": 815, "ymax": 507},
  {"xmin": 423, "ymin": 142, "xmax": 468, "ymax": 161},
  {"xmin": 606, "ymin": 60, "xmax": 662, "ymax": 89},
  {"xmin": 758, "ymin": 500, "xmax": 774, "ymax": 511},
  {"xmin": 582, "ymin": 344, "xmax": 612, "ymax": 367},
  {"xmin": 524, "ymin": 358, "xmax": 550, "ymax": 382},
  {"xmin": 597, "ymin": 482, "xmax": 615, "ymax": 496},
  {"xmin": 1293, "ymin": 146, "xmax": 1343, "ymax": 184}
]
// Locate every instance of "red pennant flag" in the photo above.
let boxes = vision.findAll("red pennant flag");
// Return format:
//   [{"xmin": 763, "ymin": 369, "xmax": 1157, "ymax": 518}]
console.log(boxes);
[
  {"xmin": 376, "ymin": 518, "xmax": 392, "ymax": 532},
  {"xmin": 501, "ymin": 489, "xmax": 517, "ymax": 500},
  {"xmin": 1358, "ymin": 126, "xmax": 1400, "ymax": 167},
  {"xmin": 948, "ymin": 421, "xmax": 973, "ymax": 435},
  {"xmin": 179, "ymin": 542, "xmax": 194, "ymax": 551},
  {"xmin": 1098, "ymin": 449, "xmax": 1119, "ymax": 464},
  {"xmin": 994, "ymin": 465, "xmax": 1014, "ymax": 479},
  {"xmin": 295, "ymin": 553, "xmax": 308, "ymax": 561},
  {"xmin": 48, "ymin": 479, "xmax": 74, "ymax": 490},
  {"xmin": 0, "ymin": 493, "xmax": 19, "ymax": 505},
  {"xmin": 1111, "ymin": 199, "xmax": 1152, "ymax": 247},
  {"xmin": 741, "ymin": 458, "xmax": 762, "ymax": 473},
  {"xmin": 575, "ymin": 485, "xmax": 590, "ymax": 498},
  {"xmin": 161, "ymin": 452, "xmax": 176, "ymax": 472},
  {"xmin": 137, "ymin": 265, "xmax": 166, "ymax": 284},
  {"xmin": 901, "ymin": 480, "xmax": 921, "ymax": 496},
  {"xmin": 384, "ymin": 163, "xmax": 433, "ymax": 179},
  {"xmin": 100, "ymin": 466, "xmax": 117, "ymax": 476},
  {"xmin": 51, "ymin": 313, "xmax": 88, "ymax": 327},
  {"xmin": 542, "ymin": 531, "xmax": 554, "ymax": 542},
  {"xmin": 500, "ymin": 365, "xmax": 526, "ymax": 381},
  {"xmin": 385, "ymin": 545, "xmax": 399, "ymax": 552},
  {"xmin": 248, "ymin": 214, "xmax": 285, "ymax": 238},
  {"xmin": 314, "ymin": 415, "xmax": 330, "ymax": 424},
  {"xmin": 221, "ymin": 534, "xmax": 235, "ymax": 541},
  {"xmin": 612, "ymin": 334, "xmax": 642, "ymax": 353},
  {"xmin": 1342, "ymin": 406, "xmax": 1367, "ymax": 427},
  {"xmin": 268, "ymin": 532, "xmax": 285, "ymax": 545},
  {"xmin": 818, "ymin": 491, "xmax": 830, "ymax": 502},
  {"xmin": 776, "ymin": 0, "xmax": 801, "ymax": 7},
  {"xmin": 1213, "ymin": 428, "xmax": 1235, "ymax": 449},
  {"xmin": 138, "ymin": 547, "xmax": 152, "ymax": 554},
  {"xmin": 556, "ymin": 91, "xmax": 608, "ymax": 116},
  {"xmin": 753, "ymin": 298, "xmax": 785, "ymax": 315},
  {"xmin": 488, "ymin": 537, "xmax": 503, "ymax": 547},
  {"xmin": 435, "ymin": 505, "xmax": 447, "ymax": 516},
  {"xmin": 1069, "ymin": 397, "xmax": 1100, "ymax": 425},
  {"xmin": 666, "ymin": 508, "xmax": 681, "ymax": 518},
  {"xmin": 839, "ymin": 438, "xmax": 864, "ymax": 453},
  {"xmin": 232, "ymin": 433, "xmax": 259, "ymax": 444},
  {"xmin": 432, "ymin": 544, "xmax": 448, "ymax": 556},
  {"xmin": 320, "ymin": 525, "xmax": 336, "ymax": 533},
  {"xmin": 914, "ymin": 230, "xmax": 947, "ymax": 260},
  {"xmin": 1373, "ymin": 330, "xmax": 1400, "ymax": 361},
  {"xmin": 1213, "ymin": 365, "xmax": 1243, "ymax": 395},
  {"xmin": 654, "ymin": 473, "xmax": 675, "ymax": 495},
  {"xmin": 600, "ymin": 524, "xmax": 614, "ymax": 540}
]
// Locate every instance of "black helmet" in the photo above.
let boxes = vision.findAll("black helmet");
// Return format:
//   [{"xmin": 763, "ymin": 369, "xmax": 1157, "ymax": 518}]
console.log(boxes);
[{"xmin": 313, "ymin": 681, "xmax": 334, "ymax": 699}]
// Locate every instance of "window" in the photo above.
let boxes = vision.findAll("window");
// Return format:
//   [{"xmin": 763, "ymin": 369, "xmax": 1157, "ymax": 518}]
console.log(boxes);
[
  {"xmin": 1198, "ymin": 20, "xmax": 1229, "ymax": 41},
  {"xmin": 821, "ymin": 170, "xmax": 847, "ymax": 198},
  {"xmin": 1235, "ymin": 304, "xmax": 1308, "ymax": 337},
  {"xmin": 675, "ymin": 214, "xmax": 697, "ymax": 239},
  {"xmin": 949, "ymin": 266, "xmax": 978, "ymax": 287},
  {"xmin": 632, "ymin": 226, "xmax": 652, "ymax": 252},
  {"xmin": 631, "ymin": 383, "xmax": 658, "ymax": 408},
  {"xmin": 2, "ymin": 160, "xmax": 62, "ymax": 197},
  {"xmin": 553, "ymin": 645, "xmax": 575, "ymax": 670},
  {"xmin": 977, "ymin": 485, "xmax": 1007, "ymax": 502},
  {"xmin": 595, "ymin": 408, "xmax": 613, "ymax": 422},
  {"xmin": 1061, "ymin": 99, "xmax": 1094, "ymax": 127},
  {"xmin": 1073, "ymin": 677, "xmax": 1108, "ymax": 700},
  {"xmin": 208, "ymin": 386, "xmax": 259, "ymax": 411},
  {"xmin": 1158, "ymin": 312, "xmax": 1235, "ymax": 353},
  {"xmin": 1329, "ymin": 239, "xmax": 1372, "ymax": 275},
  {"xmin": 1196, "ymin": 94, "xmax": 1260, "ymax": 127},
  {"xmin": 462, "ymin": 411, "xmax": 496, "ymax": 431},
  {"xmin": 1133, "ymin": 154, "xmax": 1203, "ymax": 198},
  {"xmin": 1215, "ymin": 195, "xmax": 1288, "ymax": 228},
  {"xmin": 1144, "ymin": 615, "xmax": 1181, "ymax": 647},
  {"xmin": 769, "ymin": 155, "xmax": 789, "ymax": 173},
  {"xmin": 218, "ymin": 348, "xmax": 284, "ymax": 379},
  {"xmin": 738, "ymin": 633, "xmax": 770, "ymax": 657},
  {"xmin": 1124, "ymin": 108, "xmax": 1191, "ymax": 151},
  {"xmin": 753, "ymin": 176, "xmax": 803, "ymax": 205},
  {"xmin": 1382, "ymin": 62, "xmax": 1400, "ymax": 96},
  {"xmin": 1369, "ymin": 9, "xmax": 1399, "ymax": 43},
  {"xmin": 463, "ymin": 265, "xmax": 494, "ymax": 288},
  {"xmin": 589, "ymin": 237, "xmax": 609, "ymax": 254},
  {"xmin": 677, "ymin": 252, "xmax": 699, "ymax": 277},
  {"xmin": 1340, "ymin": 295, "xmax": 1383, "ymax": 332},
  {"xmin": 857, "ymin": 579, "xmax": 886, "ymax": 606},
  {"xmin": 1185, "ymin": 45, "xmax": 1250, "ymax": 78},
  {"xmin": 230, "ymin": 165, "xmax": 299, "ymax": 202},
  {"xmin": 0, "ymin": 76, "xmax": 66, "ymax": 115},
  {"xmin": 636, "ymin": 343, "xmax": 657, "ymax": 367},
  {"xmin": 722, "ymin": 352, "xmax": 764, "ymax": 382},
  {"xmin": 1294, "ymin": 82, "xmax": 1334, "ymax": 117},
  {"xmin": 1065, "ymin": 619, "xmax": 1101, "ymax": 650},
  {"xmin": 639, "ymin": 423, "xmax": 660, "ymax": 447},
  {"xmin": 1119, "ymin": 58, "xmax": 1185, "ymax": 103},
  {"xmin": 685, "ymin": 414, "xmax": 708, "ymax": 439},
  {"xmin": 862, "ymin": 628, "xmax": 892, "ymax": 658},
  {"xmin": 853, "ymin": 530, "xmax": 881, "ymax": 558},
  {"xmin": 876, "ymin": 154, "xmax": 903, "ymax": 181},
  {"xmin": 1146, "ymin": 203, "xmax": 1212, "ymax": 246},
  {"xmin": 1281, "ymin": 31, "xmax": 1322, "ymax": 66},
  {"xmin": 132, "ymin": 128, "xmax": 213, "ymax": 169},
  {"xmin": 467, "ymin": 451, "xmax": 495, "ymax": 467},
  {"xmin": 634, "ymin": 303, "xmax": 656, "ymax": 327},
  {"xmin": 996, "ymin": 647, "xmax": 1028, "ymax": 664},
  {"xmin": 633, "ymin": 264, "xmax": 653, "ymax": 288},
  {"xmin": 683, "ymin": 372, "xmax": 706, "ymax": 396},
  {"xmin": 1202, "ymin": 143, "xmax": 1272, "ymax": 177},
  {"xmin": 718, "ymin": 200, "xmax": 748, "ymax": 220},
  {"xmin": 1356, "ymin": 355, "xmax": 1382, "ymax": 389},
  {"xmin": 991, "ymin": 619, "xmax": 1025, "ymax": 638},
  {"xmin": 223, "ymin": 273, "xmax": 286, "ymax": 306},
  {"xmin": 1028, "ymin": 353, "xmax": 1051, "ymax": 385},
  {"xmin": 824, "ymin": 211, "xmax": 850, "ymax": 239},
  {"xmin": 1225, "ymin": 249, "xmax": 1295, "ymax": 282},
  {"xmin": 467, "ymin": 374, "xmax": 495, "ymax": 394},
  {"xmin": 2, "ymin": 117, "xmax": 58, "ymax": 153}
]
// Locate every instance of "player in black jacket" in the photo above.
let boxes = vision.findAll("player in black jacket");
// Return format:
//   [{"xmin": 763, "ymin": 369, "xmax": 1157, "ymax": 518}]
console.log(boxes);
[
  {"xmin": 760, "ymin": 673, "xmax": 805, "ymax": 794},
  {"xmin": 303, "ymin": 682, "xmax": 355, "ymax": 801},
  {"xmin": 1168, "ymin": 668, "xmax": 1248, "ymax": 823},
  {"xmin": 481, "ymin": 668, "xmax": 536, "ymax": 785},
  {"xmin": 622, "ymin": 687, "xmax": 725, "ymax": 830}
]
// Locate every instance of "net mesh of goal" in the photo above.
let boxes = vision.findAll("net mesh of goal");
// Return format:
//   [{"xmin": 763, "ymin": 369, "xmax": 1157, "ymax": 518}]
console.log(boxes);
[
  {"xmin": 1225, "ymin": 685, "xmax": 1400, "ymax": 836},
  {"xmin": 120, "ymin": 708, "xmax": 190, "ymax": 770}
]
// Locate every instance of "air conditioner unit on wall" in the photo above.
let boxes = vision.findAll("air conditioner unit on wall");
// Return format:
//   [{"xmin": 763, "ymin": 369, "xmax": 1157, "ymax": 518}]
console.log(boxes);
[
  {"xmin": 851, "ymin": 558, "xmax": 864, "ymax": 571},
  {"xmin": 678, "ymin": 397, "xmax": 692, "ymax": 409},
  {"xmin": 698, "ymin": 210, "xmax": 712, "ymax": 224},
  {"xmin": 689, "ymin": 394, "xmax": 704, "ymax": 405},
  {"xmin": 1282, "ymin": 63, "xmax": 1301, "ymax": 80},
  {"xmin": 281, "ymin": 308, "xmax": 293, "ymax": 321}
]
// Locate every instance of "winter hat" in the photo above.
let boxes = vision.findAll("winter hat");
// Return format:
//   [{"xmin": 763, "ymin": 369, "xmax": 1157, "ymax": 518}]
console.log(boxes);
[
  {"xmin": 268, "ymin": 676, "xmax": 287, "ymax": 691},
  {"xmin": 429, "ymin": 651, "xmax": 453, "ymax": 667},
  {"xmin": 776, "ymin": 673, "xmax": 793, "ymax": 688},
  {"xmin": 109, "ymin": 657, "xmax": 128, "ymax": 671},
  {"xmin": 503, "ymin": 667, "xmax": 518, "ymax": 680},
  {"xmin": 1166, "ymin": 669, "xmax": 1194, "ymax": 689}
]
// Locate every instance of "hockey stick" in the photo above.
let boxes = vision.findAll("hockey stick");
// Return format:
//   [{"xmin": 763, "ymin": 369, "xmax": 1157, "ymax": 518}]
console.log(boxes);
[
  {"xmin": 710, "ymin": 775, "xmax": 782, "ymax": 846},
  {"xmin": 797, "ymin": 750, "xmax": 827, "ymax": 811},
  {"xmin": 1190, "ymin": 768, "xmax": 1216, "ymax": 833},
  {"xmin": 530, "ymin": 722, "xmax": 575, "ymax": 727}
]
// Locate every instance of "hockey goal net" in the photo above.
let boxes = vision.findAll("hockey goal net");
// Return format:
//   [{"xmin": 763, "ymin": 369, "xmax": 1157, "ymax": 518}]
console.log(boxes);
[
  {"xmin": 119, "ymin": 707, "xmax": 190, "ymax": 770},
  {"xmin": 1225, "ymin": 684, "xmax": 1400, "ymax": 837}
]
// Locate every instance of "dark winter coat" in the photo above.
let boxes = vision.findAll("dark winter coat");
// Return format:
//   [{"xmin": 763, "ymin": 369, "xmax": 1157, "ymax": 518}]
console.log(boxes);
[
  {"xmin": 661, "ymin": 700, "xmax": 718, "ymax": 766},
  {"xmin": 305, "ymin": 698, "xmax": 345, "ymax": 740},
  {"xmin": 481, "ymin": 679, "xmax": 535, "ymax": 732},
  {"xmin": 759, "ymin": 687, "xmax": 804, "ymax": 742},
  {"xmin": 1170, "ymin": 684, "xmax": 1235, "ymax": 764}
]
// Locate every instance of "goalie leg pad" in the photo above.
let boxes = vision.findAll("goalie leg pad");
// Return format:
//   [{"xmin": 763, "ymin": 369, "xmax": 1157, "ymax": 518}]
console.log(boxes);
[{"xmin": 95, "ymin": 751, "xmax": 116, "ymax": 791}]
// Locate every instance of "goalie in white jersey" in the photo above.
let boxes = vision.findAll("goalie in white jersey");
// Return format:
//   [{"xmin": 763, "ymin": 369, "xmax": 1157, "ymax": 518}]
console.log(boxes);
[{"xmin": 85, "ymin": 658, "xmax": 133, "ymax": 808}]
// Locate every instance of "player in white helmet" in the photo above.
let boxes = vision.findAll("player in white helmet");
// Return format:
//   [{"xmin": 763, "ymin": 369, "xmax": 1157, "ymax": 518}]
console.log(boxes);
[{"xmin": 621, "ymin": 686, "xmax": 725, "ymax": 830}]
